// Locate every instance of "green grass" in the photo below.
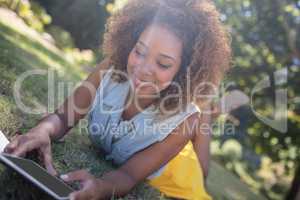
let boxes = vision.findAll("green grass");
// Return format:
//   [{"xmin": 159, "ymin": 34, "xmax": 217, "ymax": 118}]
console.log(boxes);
[{"xmin": 0, "ymin": 8, "xmax": 267, "ymax": 200}]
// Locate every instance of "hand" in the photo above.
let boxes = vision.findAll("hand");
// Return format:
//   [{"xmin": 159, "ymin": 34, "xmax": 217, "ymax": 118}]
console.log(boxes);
[
  {"xmin": 60, "ymin": 170, "xmax": 105, "ymax": 200},
  {"xmin": 3, "ymin": 126, "xmax": 57, "ymax": 175}
]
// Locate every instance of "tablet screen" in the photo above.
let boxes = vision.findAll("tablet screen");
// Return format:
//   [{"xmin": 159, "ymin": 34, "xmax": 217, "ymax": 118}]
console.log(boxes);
[{"xmin": 0, "ymin": 154, "xmax": 73, "ymax": 198}]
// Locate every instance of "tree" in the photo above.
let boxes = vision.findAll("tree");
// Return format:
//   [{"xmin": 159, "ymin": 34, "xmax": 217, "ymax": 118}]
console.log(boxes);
[{"xmin": 36, "ymin": 0, "xmax": 113, "ymax": 49}]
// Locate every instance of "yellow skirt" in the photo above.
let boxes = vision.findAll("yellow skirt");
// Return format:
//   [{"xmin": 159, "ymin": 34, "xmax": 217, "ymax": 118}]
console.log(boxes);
[{"xmin": 147, "ymin": 141, "xmax": 212, "ymax": 200}]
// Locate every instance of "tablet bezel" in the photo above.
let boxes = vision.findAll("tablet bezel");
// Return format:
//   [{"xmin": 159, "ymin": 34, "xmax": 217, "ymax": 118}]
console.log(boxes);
[{"xmin": 0, "ymin": 153, "xmax": 73, "ymax": 200}]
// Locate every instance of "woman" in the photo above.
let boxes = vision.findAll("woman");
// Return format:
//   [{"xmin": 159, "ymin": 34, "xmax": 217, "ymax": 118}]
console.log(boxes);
[{"xmin": 4, "ymin": 0, "xmax": 231, "ymax": 199}]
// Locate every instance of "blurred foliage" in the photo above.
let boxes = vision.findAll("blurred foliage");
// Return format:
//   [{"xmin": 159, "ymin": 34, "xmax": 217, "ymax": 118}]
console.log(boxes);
[
  {"xmin": 45, "ymin": 25, "xmax": 97, "ymax": 68},
  {"xmin": 212, "ymin": 0, "xmax": 300, "ymax": 199},
  {"xmin": 35, "ymin": 0, "xmax": 113, "ymax": 50},
  {"xmin": 105, "ymin": 0, "xmax": 129, "ymax": 14},
  {"xmin": 0, "ymin": 0, "xmax": 51, "ymax": 32},
  {"xmin": 46, "ymin": 25, "xmax": 75, "ymax": 49}
]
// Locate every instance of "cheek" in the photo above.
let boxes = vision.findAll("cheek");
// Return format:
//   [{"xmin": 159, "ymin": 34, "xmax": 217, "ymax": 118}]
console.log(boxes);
[
  {"xmin": 127, "ymin": 51, "xmax": 141, "ymax": 75},
  {"xmin": 156, "ymin": 71, "xmax": 177, "ymax": 90}
]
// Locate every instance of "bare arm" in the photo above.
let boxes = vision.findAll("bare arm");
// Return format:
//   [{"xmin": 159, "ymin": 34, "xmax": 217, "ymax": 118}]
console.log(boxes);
[
  {"xmin": 191, "ymin": 111, "xmax": 212, "ymax": 179},
  {"xmin": 102, "ymin": 117, "xmax": 198, "ymax": 197},
  {"xmin": 38, "ymin": 58, "xmax": 111, "ymax": 140},
  {"xmin": 190, "ymin": 90, "xmax": 250, "ymax": 179}
]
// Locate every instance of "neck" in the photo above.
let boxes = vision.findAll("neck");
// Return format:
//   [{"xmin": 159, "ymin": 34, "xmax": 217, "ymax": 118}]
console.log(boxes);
[
  {"xmin": 127, "ymin": 89, "xmax": 157, "ymax": 111},
  {"xmin": 136, "ymin": 97, "xmax": 155, "ymax": 110}
]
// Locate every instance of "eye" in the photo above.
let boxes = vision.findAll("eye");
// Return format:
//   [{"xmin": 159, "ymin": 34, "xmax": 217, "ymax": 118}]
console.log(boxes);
[
  {"xmin": 135, "ymin": 48, "xmax": 145, "ymax": 57},
  {"xmin": 159, "ymin": 63, "xmax": 171, "ymax": 69}
]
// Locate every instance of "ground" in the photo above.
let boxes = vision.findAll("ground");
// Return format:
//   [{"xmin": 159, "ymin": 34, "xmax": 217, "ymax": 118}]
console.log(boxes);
[{"xmin": 0, "ymin": 8, "xmax": 266, "ymax": 200}]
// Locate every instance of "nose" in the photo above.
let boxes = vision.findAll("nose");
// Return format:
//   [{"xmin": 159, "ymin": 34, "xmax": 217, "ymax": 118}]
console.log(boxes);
[{"xmin": 139, "ymin": 60, "xmax": 154, "ymax": 77}]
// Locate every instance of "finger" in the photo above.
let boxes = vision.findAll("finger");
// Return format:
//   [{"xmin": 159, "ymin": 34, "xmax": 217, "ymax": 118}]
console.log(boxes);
[
  {"xmin": 42, "ymin": 147, "xmax": 57, "ymax": 176},
  {"xmin": 12, "ymin": 139, "xmax": 39, "ymax": 157},
  {"xmin": 60, "ymin": 170, "xmax": 92, "ymax": 183},
  {"xmin": 69, "ymin": 190, "xmax": 90, "ymax": 200},
  {"xmin": 4, "ymin": 136, "xmax": 20, "ymax": 153},
  {"xmin": 11, "ymin": 133, "xmax": 20, "ymax": 141}
]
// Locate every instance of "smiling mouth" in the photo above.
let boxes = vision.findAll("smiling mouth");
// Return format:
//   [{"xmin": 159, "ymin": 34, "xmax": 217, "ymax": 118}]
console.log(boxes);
[{"xmin": 132, "ymin": 75, "xmax": 156, "ymax": 87}]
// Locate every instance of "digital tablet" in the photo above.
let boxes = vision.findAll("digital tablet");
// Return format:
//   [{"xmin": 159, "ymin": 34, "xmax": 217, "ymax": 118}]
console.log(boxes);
[
  {"xmin": 0, "ymin": 130, "xmax": 9, "ymax": 153},
  {"xmin": 0, "ymin": 153, "xmax": 74, "ymax": 200}
]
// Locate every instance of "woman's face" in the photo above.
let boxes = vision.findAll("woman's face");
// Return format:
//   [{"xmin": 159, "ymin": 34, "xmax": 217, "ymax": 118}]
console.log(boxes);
[{"xmin": 127, "ymin": 23, "xmax": 183, "ymax": 98}]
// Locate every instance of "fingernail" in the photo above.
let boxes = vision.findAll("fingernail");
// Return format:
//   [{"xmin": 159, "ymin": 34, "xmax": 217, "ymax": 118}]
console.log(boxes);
[
  {"xmin": 69, "ymin": 193, "xmax": 75, "ymax": 200},
  {"xmin": 60, "ymin": 174, "xmax": 68, "ymax": 180}
]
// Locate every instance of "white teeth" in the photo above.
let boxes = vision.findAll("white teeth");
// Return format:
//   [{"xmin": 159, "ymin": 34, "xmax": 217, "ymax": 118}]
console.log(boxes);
[
  {"xmin": 137, "ymin": 77, "xmax": 152, "ymax": 83},
  {"xmin": 142, "ymin": 80, "xmax": 154, "ymax": 84},
  {"xmin": 132, "ymin": 74, "xmax": 156, "ymax": 86},
  {"xmin": 134, "ymin": 78, "xmax": 154, "ymax": 88},
  {"xmin": 142, "ymin": 80, "xmax": 152, "ymax": 83}
]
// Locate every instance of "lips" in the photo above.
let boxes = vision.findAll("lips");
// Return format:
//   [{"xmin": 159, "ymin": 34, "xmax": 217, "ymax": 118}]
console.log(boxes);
[
  {"xmin": 132, "ymin": 74, "xmax": 155, "ymax": 87},
  {"xmin": 133, "ymin": 76, "xmax": 142, "ymax": 87}
]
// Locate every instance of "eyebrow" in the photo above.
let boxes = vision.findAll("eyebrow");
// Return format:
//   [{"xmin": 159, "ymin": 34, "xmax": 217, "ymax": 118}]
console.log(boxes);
[{"xmin": 137, "ymin": 40, "xmax": 176, "ymax": 62}]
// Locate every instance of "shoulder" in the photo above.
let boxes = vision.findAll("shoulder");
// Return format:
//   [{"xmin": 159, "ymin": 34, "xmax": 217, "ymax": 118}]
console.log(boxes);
[
  {"xmin": 175, "ymin": 109, "xmax": 201, "ymax": 140},
  {"xmin": 84, "ymin": 57, "xmax": 112, "ymax": 90},
  {"xmin": 153, "ymin": 103, "xmax": 201, "ymax": 141}
]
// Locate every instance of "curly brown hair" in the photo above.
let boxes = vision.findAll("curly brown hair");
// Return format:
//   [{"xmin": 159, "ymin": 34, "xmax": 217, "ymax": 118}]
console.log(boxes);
[{"xmin": 102, "ymin": 0, "xmax": 232, "ymax": 115}]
